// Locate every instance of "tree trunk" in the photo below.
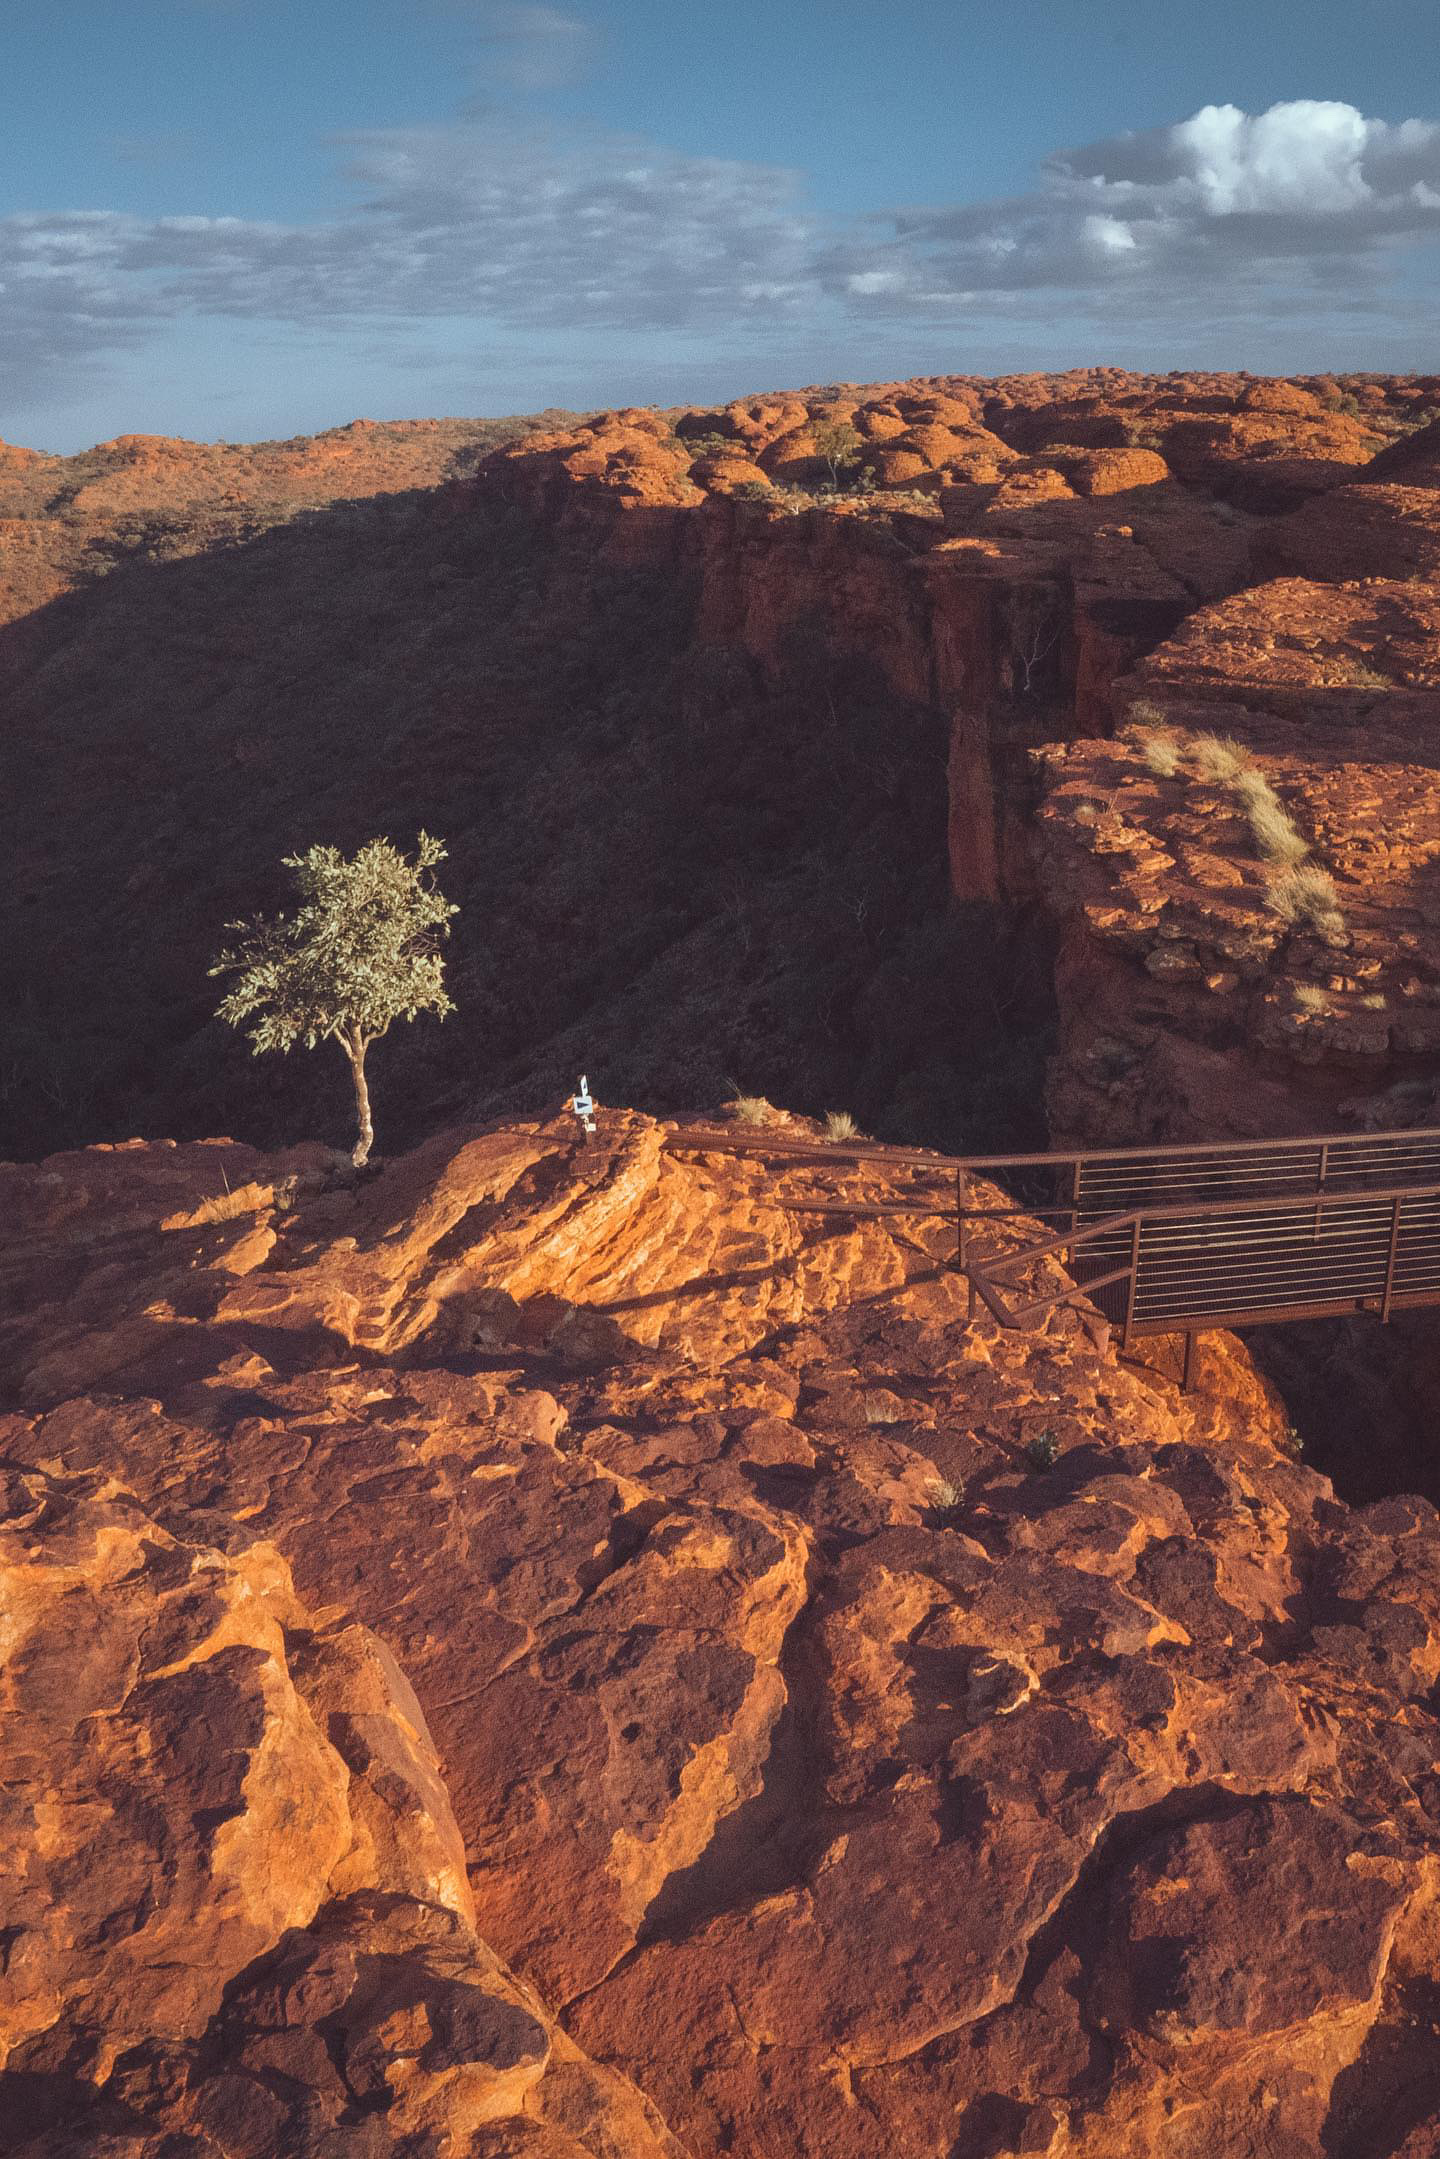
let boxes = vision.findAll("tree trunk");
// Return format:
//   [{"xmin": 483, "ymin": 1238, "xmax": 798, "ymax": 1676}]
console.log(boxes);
[{"xmin": 346, "ymin": 1033, "xmax": 374, "ymax": 1167}]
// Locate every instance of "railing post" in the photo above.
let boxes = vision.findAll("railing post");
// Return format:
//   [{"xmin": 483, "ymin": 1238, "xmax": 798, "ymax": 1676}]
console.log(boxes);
[
  {"xmin": 956, "ymin": 1166, "xmax": 968, "ymax": 1272},
  {"xmin": 1182, "ymin": 1330, "xmax": 1195, "ymax": 1392},
  {"xmin": 1382, "ymin": 1192, "xmax": 1402, "ymax": 1324},
  {"xmin": 1069, "ymin": 1156, "xmax": 1082, "ymax": 1236},
  {"xmin": 1315, "ymin": 1143, "xmax": 1329, "ymax": 1243},
  {"xmin": 1123, "ymin": 1214, "xmax": 1142, "ymax": 1352}
]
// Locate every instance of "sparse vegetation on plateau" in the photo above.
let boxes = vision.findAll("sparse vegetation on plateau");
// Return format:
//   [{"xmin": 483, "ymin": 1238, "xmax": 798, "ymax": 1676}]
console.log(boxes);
[{"xmin": 823, "ymin": 1110, "xmax": 860, "ymax": 1142}]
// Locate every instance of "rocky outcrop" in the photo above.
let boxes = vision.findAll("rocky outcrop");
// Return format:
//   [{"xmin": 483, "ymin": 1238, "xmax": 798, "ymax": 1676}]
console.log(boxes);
[
  {"xmin": 8, "ymin": 1112, "xmax": 1440, "ymax": 2153},
  {"xmin": 1031, "ymin": 572, "xmax": 1440, "ymax": 1146},
  {"xmin": 0, "ymin": 1454, "xmax": 678, "ymax": 2157}
]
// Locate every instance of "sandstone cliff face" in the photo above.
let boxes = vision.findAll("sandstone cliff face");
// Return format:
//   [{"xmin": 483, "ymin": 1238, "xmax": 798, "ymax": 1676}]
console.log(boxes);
[
  {"xmin": 8, "ymin": 1114, "xmax": 1440, "ymax": 2154},
  {"xmin": 3, "ymin": 369, "xmax": 1437, "ymax": 1168}
]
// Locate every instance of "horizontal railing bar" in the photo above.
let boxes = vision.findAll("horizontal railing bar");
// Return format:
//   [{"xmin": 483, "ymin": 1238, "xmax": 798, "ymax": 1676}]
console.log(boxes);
[
  {"xmin": 956, "ymin": 1123, "xmax": 1440, "ymax": 1172},
  {"xmin": 1134, "ymin": 1261, "xmax": 1440, "ymax": 1296},
  {"xmin": 1134, "ymin": 1229, "xmax": 1421, "ymax": 1259},
  {"xmin": 1134, "ymin": 1254, "xmax": 1400, "ymax": 1283},
  {"xmin": 1141, "ymin": 1251, "xmax": 1397, "ymax": 1280}
]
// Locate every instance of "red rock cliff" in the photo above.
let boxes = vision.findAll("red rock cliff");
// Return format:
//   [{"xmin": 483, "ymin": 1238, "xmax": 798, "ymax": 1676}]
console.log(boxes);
[{"xmin": 8, "ymin": 1112, "xmax": 1440, "ymax": 2155}]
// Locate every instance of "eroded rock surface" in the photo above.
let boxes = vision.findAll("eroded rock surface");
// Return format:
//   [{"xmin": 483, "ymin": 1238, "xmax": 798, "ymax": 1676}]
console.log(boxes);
[
  {"xmin": 0, "ymin": 1453, "xmax": 678, "ymax": 2157},
  {"xmin": 6, "ymin": 1112, "xmax": 1440, "ymax": 2154}
]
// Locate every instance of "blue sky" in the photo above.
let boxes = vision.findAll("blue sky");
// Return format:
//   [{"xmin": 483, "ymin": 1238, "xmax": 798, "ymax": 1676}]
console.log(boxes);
[{"xmin": 4, "ymin": 0, "xmax": 1439, "ymax": 450}]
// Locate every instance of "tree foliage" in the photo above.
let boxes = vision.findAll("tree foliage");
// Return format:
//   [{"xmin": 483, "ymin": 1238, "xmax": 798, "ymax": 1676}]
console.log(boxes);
[
  {"xmin": 811, "ymin": 418, "xmax": 862, "ymax": 487},
  {"xmin": 210, "ymin": 833, "xmax": 457, "ymax": 1161}
]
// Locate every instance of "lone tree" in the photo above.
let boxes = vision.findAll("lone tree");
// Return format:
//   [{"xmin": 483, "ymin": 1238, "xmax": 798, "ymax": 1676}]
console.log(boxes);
[
  {"xmin": 210, "ymin": 833, "xmax": 457, "ymax": 1166},
  {"xmin": 811, "ymin": 416, "xmax": 862, "ymax": 489}
]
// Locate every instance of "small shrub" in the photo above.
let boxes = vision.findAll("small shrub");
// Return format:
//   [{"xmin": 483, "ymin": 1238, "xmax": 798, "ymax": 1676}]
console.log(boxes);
[
  {"xmin": 1339, "ymin": 658, "xmax": 1389, "ymax": 689},
  {"xmin": 1267, "ymin": 863, "xmax": 1344, "ymax": 941},
  {"xmin": 1293, "ymin": 982, "xmax": 1328, "ymax": 1012},
  {"xmin": 823, "ymin": 1110, "xmax": 860, "ymax": 1142},
  {"xmin": 730, "ymin": 479, "xmax": 773, "ymax": 501},
  {"xmin": 681, "ymin": 430, "xmax": 737, "ymax": 462},
  {"xmin": 926, "ymin": 1475, "xmax": 965, "ymax": 1520},
  {"xmin": 1190, "ymin": 733, "xmax": 1251, "ymax": 783},
  {"xmin": 1027, "ymin": 1427, "xmax": 1060, "ymax": 1471}
]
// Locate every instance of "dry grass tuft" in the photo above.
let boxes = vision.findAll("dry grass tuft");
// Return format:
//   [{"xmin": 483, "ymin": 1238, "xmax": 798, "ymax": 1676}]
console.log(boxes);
[
  {"xmin": 728, "ymin": 1094, "xmax": 775, "ymax": 1126},
  {"xmin": 1293, "ymin": 982, "xmax": 1329, "ymax": 1012},
  {"xmin": 926, "ymin": 1475, "xmax": 964, "ymax": 1517},
  {"xmin": 1127, "ymin": 698, "xmax": 1168, "ymax": 728},
  {"xmin": 1230, "ymin": 773, "xmax": 1311, "ymax": 867},
  {"xmin": 1360, "ymin": 992, "xmax": 1388, "ymax": 1010},
  {"xmin": 1267, "ymin": 863, "xmax": 1345, "ymax": 942},
  {"xmin": 1141, "ymin": 734, "xmax": 1182, "ymax": 778},
  {"xmin": 864, "ymin": 1393, "xmax": 907, "ymax": 1425},
  {"xmin": 1190, "ymin": 733, "xmax": 1251, "ymax": 783},
  {"xmin": 823, "ymin": 1110, "xmax": 860, "ymax": 1142},
  {"xmin": 179, "ymin": 1182, "xmax": 272, "ymax": 1227}
]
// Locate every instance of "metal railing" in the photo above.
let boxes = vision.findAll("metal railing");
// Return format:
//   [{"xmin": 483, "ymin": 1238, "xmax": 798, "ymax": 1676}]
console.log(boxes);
[
  {"xmin": 956, "ymin": 1126, "xmax": 1440, "ymax": 1379},
  {"xmin": 665, "ymin": 1122, "xmax": 1440, "ymax": 1384}
]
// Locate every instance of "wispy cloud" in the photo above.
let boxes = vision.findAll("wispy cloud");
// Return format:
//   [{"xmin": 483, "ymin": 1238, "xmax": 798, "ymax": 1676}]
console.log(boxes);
[
  {"xmin": 426, "ymin": 1, "xmax": 599, "ymax": 92},
  {"xmin": 3, "ymin": 99, "xmax": 1438, "ymax": 413}
]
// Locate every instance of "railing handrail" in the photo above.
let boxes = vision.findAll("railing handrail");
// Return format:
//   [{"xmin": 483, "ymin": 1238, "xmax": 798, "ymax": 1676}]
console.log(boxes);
[{"xmin": 953, "ymin": 1122, "xmax": 1440, "ymax": 1174}]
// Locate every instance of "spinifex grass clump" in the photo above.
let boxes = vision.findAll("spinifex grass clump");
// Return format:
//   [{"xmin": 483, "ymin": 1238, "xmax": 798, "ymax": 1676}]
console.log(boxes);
[
  {"xmin": 926, "ymin": 1476, "xmax": 965, "ymax": 1521},
  {"xmin": 1170, "ymin": 732, "xmax": 1346, "ymax": 943},
  {"xmin": 823, "ymin": 1110, "xmax": 860, "ymax": 1142},
  {"xmin": 1230, "ymin": 769, "xmax": 1310, "ymax": 867},
  {"xmin": 1267, "ymin": 863, "xmax": 1346, "ymax": 944},
  {"xmin": 1189, "ymin": 733, "xmax": 1251, "ymax": 783},
  {"xmin": 1142, "ymin": 734, "xmax": 1182, "ymax": 777}
]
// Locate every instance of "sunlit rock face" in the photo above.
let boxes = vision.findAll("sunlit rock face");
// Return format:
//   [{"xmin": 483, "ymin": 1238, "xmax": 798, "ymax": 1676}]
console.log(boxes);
[{"xmin": 7, "ymin": 1111, "xmax": 1440, "ymax": 2155}]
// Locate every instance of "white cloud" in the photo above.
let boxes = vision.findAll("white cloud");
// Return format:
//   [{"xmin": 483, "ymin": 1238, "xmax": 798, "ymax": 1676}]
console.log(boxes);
[{"xmin": 3, "ymin": 98, "xmax": 1439, "ymax": 416}]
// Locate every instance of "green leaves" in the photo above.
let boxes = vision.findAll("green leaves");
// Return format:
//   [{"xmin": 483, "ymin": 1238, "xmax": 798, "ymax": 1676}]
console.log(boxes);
[{"xmin": 210, "ymin": 832, "xmax": 457, "ymax": 1058}]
